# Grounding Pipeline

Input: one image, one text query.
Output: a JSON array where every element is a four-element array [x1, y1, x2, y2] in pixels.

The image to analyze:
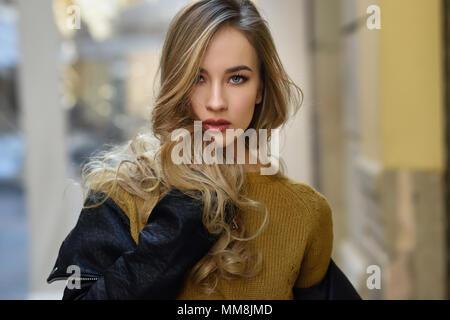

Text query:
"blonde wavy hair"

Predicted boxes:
[[81, 0, 303, 295]]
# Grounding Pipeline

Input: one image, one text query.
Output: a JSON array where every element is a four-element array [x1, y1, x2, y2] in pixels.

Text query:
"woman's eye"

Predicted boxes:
[[230, 75, 247, 84], [196, 75, 204, 83]]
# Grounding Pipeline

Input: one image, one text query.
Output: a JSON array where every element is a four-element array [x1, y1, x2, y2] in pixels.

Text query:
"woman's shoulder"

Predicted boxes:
[[246, 171, 332, 220], [250, 172, 329, 204], [268, 173, 333, 220], [284, 177, 329, 205], [81, 187, 158, 244]]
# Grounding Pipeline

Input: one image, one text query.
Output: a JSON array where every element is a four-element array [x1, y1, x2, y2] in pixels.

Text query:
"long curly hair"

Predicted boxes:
[[81, 0, 303, 295]]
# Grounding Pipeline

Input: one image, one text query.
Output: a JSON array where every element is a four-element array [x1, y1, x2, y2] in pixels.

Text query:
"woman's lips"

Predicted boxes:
[[202, 123, 231, 131]]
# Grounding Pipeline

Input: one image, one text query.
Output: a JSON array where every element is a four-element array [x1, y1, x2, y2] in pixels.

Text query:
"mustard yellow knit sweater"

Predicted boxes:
[[111, 171, 333, 299]]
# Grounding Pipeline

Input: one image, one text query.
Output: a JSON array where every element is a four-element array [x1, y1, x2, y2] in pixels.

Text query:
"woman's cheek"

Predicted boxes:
[[189, 97, 202, 119], [236, 93, 256, 115]]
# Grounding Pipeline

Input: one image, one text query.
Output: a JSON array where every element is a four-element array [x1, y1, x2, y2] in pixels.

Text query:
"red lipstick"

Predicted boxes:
[[202, 119, 231, 131]]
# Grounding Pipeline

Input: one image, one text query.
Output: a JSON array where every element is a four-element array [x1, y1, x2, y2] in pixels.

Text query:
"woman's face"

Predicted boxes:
[[189, 26, 262, 149]]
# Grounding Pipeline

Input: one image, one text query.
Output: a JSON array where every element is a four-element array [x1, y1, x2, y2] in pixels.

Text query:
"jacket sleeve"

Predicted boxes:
[[292, 258, 362, 300], [47, 188, 224, 300]]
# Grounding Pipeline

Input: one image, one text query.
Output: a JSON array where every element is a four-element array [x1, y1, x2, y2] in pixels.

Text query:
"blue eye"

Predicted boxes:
[[230, 74, 247, 84]]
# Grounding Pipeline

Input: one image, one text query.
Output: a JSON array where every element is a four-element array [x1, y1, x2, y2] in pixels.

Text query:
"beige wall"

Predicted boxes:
[[378, 0, 445, 171], [314, 0, 447, 299]]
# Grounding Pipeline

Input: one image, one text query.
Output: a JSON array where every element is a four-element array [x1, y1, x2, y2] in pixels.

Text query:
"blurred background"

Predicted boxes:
[[0, 0, 447, 299]]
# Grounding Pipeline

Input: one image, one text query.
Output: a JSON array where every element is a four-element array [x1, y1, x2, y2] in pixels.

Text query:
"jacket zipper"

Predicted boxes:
[[75, 277, 99, 281], [47, 274, 100, 283]]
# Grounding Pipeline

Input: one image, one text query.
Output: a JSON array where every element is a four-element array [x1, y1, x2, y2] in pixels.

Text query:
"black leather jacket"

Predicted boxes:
[[47, 188, 361, 300]]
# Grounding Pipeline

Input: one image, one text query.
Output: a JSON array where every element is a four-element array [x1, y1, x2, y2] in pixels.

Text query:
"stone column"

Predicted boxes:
[[17, 0, 69, 297]]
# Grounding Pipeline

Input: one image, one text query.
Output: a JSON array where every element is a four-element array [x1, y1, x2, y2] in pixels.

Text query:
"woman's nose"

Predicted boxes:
[[206, 82, 227, 112]]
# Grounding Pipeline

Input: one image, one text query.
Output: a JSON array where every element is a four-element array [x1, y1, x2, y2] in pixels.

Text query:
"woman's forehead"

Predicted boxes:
[[200, 27, 259, 72]]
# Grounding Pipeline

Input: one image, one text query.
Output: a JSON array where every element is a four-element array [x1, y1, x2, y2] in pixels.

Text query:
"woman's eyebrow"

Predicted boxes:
[[199, 65, 253, 74]]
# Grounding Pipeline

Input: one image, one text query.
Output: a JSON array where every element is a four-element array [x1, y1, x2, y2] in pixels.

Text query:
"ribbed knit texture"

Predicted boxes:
[[111, 171, 333, 299]]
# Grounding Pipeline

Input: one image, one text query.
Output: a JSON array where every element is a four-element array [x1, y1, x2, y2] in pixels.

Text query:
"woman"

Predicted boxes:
[[47, 0, 361, 300]]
